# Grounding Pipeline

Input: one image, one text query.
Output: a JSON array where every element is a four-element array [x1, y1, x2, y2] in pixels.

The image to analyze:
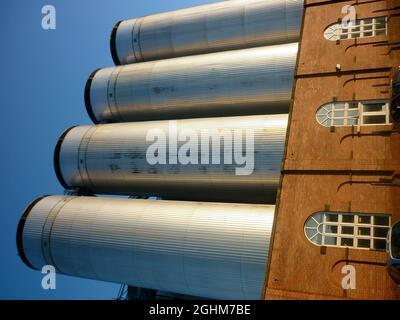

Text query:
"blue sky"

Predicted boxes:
[[0, 0, 212, 300]]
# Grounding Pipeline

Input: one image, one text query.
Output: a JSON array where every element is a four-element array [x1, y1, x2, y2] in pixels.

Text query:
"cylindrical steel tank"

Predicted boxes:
[[87, 43, 298, 123], [55, 114, 288, 203], [17, 195, 274, 300], [111, 0, 303, 65]]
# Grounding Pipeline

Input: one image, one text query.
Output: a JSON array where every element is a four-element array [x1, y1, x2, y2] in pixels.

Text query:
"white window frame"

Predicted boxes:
[[316, 100, 390, 127], [305, 212, 391, 251], [359, 101, 391, 125], [324, 16, 387, 41]]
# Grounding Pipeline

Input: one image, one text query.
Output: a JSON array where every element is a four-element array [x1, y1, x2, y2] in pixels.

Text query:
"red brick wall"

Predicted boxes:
[[264, 0, 400, 300]]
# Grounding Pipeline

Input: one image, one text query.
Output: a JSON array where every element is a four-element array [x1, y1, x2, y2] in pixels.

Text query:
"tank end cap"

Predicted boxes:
[[110, 20, 123, 66], [16, 196, 49, 271], [84, 68, 101, 124], [53, 126, 77, 190]]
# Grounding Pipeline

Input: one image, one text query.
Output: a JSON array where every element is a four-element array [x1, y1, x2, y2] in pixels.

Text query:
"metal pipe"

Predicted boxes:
[[55, 114, 288, 203], [17, 195, 274, 300], [87, 43, 298, 123], [111, 0, 303, 64]]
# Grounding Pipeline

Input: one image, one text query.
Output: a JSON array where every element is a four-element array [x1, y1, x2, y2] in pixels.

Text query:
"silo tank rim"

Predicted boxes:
[[53, 126, 77, 190], [16, 195, 49, 271], [84, 68, 101, 124], [110, 20, 122, 66]]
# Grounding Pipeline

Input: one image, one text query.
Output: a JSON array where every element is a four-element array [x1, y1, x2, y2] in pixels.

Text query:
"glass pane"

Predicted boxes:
[[351, 32, 360, 38], [342, 226, 354, 235], [312, 234, 322, 245], [363, 18, 373, 25], [363, 103, 384, 112], [358, 215, 371, 224], [317, 108, 328, 116], [321, 119, 330, 127], [325, 225, 338, 234], [358, 227, 371, 236], [305, 227, 318, 240], [317, 116, 328, 126], [342, 215, 354, 223], [348, 109, 359, 117], [333, 103, 345, 110], [375, 17, 386, 28], [363, 31, 373, 37], [334, 102, 346, 114], [364, 24, 373, 30], [341, 238, 354, 247], [374, 227, 389, 238], [305, 217, 318, 228], [333, 119, 344, 126], [313, 212, 323, 223], [363, 115, 386, 124], [375, 29, 386, 36], [347, 118, 358, 126], [324, 237, 337, 245], [326, 214, 338, 222], [334, 110, 344, 118], [373, 239, 386, 250], [357, 239, 371, 248], [348, 102, 358, 109], [374, 215, 390, 226]]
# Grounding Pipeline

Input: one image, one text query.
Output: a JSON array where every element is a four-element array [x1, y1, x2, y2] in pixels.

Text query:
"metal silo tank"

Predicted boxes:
[[17, 195, 275, 300], [111, 0, 303, 65], [54, 114, 288, 203], [87, 43, 298, 123]]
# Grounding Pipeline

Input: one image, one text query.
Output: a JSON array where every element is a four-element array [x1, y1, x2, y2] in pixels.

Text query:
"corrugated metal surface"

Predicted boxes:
[[113, 0, 303, 64], [20, 196, 275, 300], [89, 43, 298, 123], [57, 114, 288, 203]]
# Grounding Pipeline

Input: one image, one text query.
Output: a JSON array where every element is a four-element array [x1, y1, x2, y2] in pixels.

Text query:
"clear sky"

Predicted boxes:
[[0, 0, 213, 300]]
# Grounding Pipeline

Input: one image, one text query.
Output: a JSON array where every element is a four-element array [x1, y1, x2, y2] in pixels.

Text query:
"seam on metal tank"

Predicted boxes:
[[131, 19, 139, 62], [77, 126, 99, 192], [135, 17, 145, 62], [107, 67, 124, 122], [41, 196, 76, 274]]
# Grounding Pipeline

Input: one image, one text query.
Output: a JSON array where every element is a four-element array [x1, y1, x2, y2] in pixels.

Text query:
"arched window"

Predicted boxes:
[[305, 211, 390, 250], [316, 100, 390, 127], [324, 16, 387, 41]]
